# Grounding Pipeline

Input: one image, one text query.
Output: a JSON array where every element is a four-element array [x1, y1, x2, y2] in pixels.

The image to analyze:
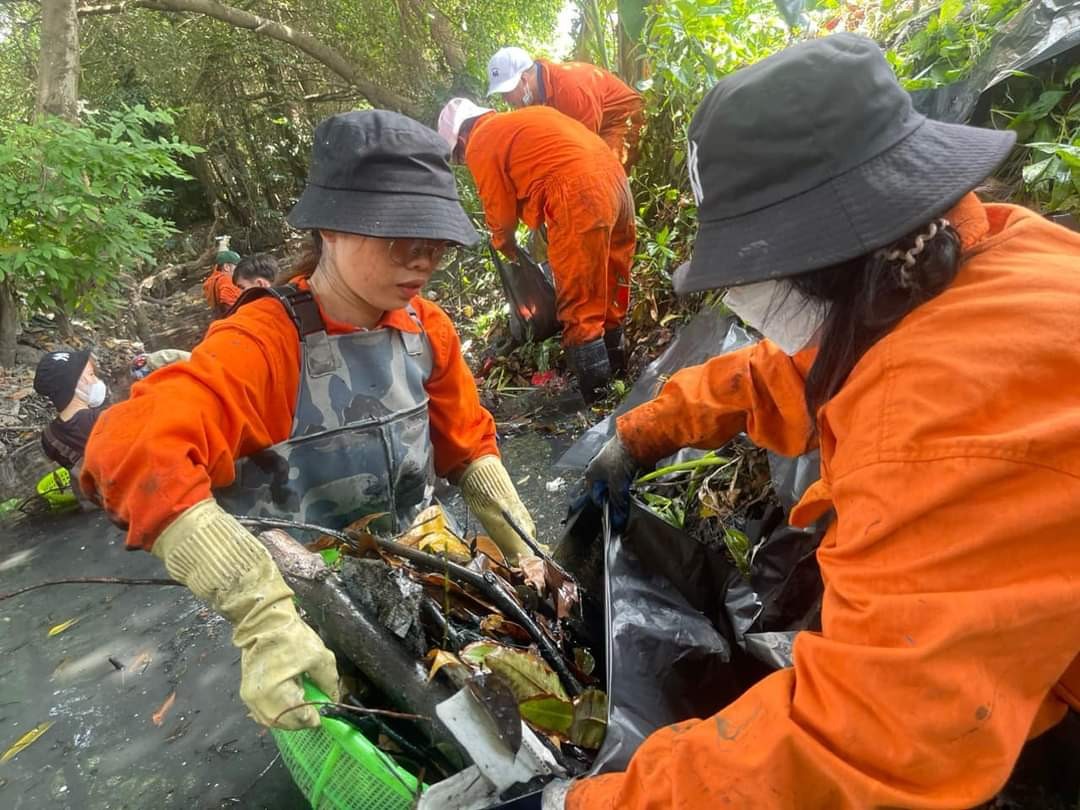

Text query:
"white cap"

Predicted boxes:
[[486, 47, 534, 96], [437, 98, 494, 151]]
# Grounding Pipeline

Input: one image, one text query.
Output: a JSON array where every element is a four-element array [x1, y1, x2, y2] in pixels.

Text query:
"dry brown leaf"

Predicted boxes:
[[480, 614, 533, 643], [348, 512, 390, 532], [151, 691, 176, 727], [10, 387, 33, 401], [519, 555, 547, 596], [425, 649, 465, 682], [416, 573, 502, 616], [129, 651, 153, 673], [399, 505, 447, 548], [473, 535, 508, 567], [418, 531, 472, 564]]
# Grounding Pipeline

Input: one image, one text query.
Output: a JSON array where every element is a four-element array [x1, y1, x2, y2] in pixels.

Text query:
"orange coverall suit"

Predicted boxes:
[[572, 194, 1080, 809], [79, 279, 499, 549], [536, 59, 645, 171], [202, 266, 242, 317], [465, 107, 636, 348]]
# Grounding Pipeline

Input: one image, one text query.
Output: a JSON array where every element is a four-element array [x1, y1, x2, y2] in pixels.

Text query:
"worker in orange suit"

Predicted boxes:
[[486, 46, 645, 171], [80, 111, 536, 733], [555, 34, 1080, 810], [202, 248, 242, 317], [438, 98, 636, 403]]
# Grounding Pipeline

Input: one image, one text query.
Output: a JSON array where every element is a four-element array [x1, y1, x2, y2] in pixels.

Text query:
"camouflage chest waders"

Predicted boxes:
[[216, 285, 436, 533]]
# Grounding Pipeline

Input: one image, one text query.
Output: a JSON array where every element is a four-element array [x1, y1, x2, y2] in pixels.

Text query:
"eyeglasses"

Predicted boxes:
[[387, 238, 454, 268]]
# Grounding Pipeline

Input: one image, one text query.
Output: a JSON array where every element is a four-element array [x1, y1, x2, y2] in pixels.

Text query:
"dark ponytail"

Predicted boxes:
[[279, 230, 323, 284], [789, 219, 962, 417]]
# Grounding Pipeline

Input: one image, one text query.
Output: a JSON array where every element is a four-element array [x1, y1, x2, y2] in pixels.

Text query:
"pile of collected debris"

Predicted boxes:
[[251, 504, 605, 804], [633, 439, 779, 577]]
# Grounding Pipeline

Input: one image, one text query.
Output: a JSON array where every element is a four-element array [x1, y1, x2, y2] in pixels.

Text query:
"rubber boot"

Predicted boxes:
[[567, 338, 612, 404], [604, 327, 627, 376]]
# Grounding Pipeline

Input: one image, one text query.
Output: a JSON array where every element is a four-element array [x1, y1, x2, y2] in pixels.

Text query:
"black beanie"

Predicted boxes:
[[34, 349, 91, 411]]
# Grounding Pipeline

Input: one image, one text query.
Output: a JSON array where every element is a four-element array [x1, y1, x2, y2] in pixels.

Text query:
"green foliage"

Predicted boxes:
[[626, 0, 788, 330], [880, 0, 1026, 90], [0, 105, 201, 316], [990, 63, 1080, 215]]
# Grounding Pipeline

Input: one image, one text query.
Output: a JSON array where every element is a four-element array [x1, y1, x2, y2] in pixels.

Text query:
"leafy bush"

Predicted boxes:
[[989, 63, 1080, 215], [628, 0, 789, 330], [880, 0, 1027, 90], [0, 105, 201, 317]]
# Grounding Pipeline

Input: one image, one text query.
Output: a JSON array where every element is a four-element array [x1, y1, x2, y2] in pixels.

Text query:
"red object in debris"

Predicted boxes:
[[531, 370, 557, 387]]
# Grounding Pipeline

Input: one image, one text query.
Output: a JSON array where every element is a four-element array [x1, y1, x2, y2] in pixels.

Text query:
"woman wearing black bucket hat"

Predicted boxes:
[[570, 33, 1080, 810], [80, 110, 537, 731]]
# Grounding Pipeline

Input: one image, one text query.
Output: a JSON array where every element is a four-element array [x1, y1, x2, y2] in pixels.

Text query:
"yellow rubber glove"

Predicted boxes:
[[458, 455, 536, 564], [153, 499, 340, 729]]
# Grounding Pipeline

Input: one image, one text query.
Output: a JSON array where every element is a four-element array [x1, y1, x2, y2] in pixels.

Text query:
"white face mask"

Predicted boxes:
[[722, 280, 827, 355], [77, 379, 108, 408]]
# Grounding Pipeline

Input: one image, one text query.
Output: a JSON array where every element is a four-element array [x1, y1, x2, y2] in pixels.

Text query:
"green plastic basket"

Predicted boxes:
[[35, 468, 78, 510], [272, 680, 423, 810]]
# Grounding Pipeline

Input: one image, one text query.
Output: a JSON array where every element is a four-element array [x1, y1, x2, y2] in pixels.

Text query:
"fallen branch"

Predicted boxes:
[[0, 576, 181, 602], [239, 515, 584, 698], [271, 700, 429, 727]]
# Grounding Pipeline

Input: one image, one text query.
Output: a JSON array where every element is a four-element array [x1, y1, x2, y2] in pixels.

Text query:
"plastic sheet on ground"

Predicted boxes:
[[909, 0, 1080, 123], [554, 305, 752, 471]]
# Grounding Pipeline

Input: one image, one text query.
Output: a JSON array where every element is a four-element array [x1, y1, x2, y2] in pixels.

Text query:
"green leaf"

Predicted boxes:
[[518, 694, 574, 735], [460, 640, 504, 666], [1022, 157, 1056, 185], [569, 688, 608, 749], [1024, 90, 1068, 122], [484, 647, 568, 702]]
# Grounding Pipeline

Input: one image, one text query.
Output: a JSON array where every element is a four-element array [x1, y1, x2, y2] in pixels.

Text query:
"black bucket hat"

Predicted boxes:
[[288, 110, 480, 246], [675, 32, 1015, 295]]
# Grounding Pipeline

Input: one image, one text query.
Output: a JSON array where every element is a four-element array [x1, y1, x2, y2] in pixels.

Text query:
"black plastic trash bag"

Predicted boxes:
[[580, 499, 742, 774], [491, 245, 559, 344]]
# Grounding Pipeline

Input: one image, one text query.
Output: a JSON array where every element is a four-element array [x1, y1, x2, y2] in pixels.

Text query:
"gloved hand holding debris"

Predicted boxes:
[[458, 454, 536, 563], [151, 498, 340, 729], [584, 431, 640, 528]]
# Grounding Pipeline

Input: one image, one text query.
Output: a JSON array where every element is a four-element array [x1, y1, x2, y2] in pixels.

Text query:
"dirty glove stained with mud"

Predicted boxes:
[[458, 455, 535, 565], [152, 499, 340, 730], [540, 778, 573, 809], [584, 431, 640, 528]]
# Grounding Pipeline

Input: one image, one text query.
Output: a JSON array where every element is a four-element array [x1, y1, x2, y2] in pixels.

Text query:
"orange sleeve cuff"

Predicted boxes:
[[616, 340, 815, 466]]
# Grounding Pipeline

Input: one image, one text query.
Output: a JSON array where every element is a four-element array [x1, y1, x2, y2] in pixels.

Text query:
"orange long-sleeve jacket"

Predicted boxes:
[[537, 59, 644, 167], [202, 267, 242, 315], [465, 106, 624, 256], [576, 195, 1080, 809], [81, 280, 498, 551]]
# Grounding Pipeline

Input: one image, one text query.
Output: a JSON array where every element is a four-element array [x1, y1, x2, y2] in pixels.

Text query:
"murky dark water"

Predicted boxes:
[[0, 401, 585, 809]]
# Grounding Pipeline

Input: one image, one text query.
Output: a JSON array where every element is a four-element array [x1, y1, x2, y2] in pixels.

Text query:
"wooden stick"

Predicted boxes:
[[0, 576, 181, 602], [270, 700, 429, 727]]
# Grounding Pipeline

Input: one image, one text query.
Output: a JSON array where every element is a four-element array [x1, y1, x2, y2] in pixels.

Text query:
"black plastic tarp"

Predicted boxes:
[[911, 0, 1080, 123]]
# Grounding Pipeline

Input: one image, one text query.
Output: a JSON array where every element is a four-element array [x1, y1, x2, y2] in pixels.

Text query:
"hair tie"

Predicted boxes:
[[877, 218, 950, 287]]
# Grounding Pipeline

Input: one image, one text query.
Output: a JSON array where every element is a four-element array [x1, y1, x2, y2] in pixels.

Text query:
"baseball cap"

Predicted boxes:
[[486, 47, 534, 96]]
